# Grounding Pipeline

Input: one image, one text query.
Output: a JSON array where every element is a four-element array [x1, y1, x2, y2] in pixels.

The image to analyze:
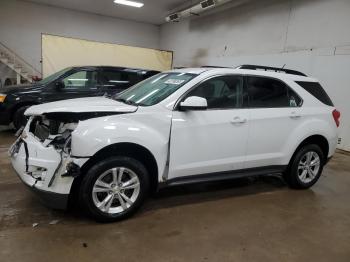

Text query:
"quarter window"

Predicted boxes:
[[296, 81, 333, 106], [186, 75, 244, 109], [246, 76, 301, 108]]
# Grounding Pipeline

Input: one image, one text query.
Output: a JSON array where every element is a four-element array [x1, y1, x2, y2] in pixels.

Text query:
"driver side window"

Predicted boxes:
[[62, 70, 97, 89], [186, 75, 244, 109]]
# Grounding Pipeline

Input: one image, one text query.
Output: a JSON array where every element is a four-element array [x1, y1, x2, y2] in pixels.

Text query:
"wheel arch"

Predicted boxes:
[[70, 142, 159, 199], [290, 135, 329, 166]]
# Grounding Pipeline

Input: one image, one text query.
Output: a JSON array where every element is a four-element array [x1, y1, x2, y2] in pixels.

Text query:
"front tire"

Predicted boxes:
[[284, 144, 324, 189], [79, 156, 150, 222]]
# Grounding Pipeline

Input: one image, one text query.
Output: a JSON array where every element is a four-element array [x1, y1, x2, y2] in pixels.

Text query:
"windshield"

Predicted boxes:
[[114, 72, 197, 106], [38, 67, 72, 85]]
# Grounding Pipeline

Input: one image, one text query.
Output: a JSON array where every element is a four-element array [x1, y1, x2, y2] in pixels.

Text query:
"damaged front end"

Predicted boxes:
[[10, 113, 93, 209], [9, 97, 138, 209]]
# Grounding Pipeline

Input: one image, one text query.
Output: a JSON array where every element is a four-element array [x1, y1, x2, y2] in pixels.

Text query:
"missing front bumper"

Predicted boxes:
[[16, 172, 69, 210], [10, 124, 90, 210]]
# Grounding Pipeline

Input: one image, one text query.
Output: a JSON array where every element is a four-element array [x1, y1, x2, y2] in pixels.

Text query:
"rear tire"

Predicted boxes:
[[79, 156, 149, 222], [13, 106, 30, 130], [283, 144, 324, 189]]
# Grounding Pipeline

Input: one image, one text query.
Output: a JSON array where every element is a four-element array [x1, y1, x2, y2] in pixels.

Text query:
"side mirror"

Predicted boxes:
[[55, 81, 64, 90], [180, 96, 208, 110]]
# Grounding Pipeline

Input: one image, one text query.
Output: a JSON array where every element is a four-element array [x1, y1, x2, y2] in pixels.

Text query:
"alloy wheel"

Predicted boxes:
[[297, 151, 321, 183], [92, 167, 140, 214]]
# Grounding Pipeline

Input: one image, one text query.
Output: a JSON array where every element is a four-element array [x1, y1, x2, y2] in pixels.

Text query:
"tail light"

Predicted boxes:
[[332, 109, 340, 127]]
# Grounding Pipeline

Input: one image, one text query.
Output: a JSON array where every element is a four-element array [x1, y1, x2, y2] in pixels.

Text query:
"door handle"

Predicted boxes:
[[290, 112, 301, 119], [231, 116, 247, 124]]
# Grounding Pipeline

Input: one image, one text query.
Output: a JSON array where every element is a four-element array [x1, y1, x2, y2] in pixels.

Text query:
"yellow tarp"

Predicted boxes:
[[42, 34, 173, 77]]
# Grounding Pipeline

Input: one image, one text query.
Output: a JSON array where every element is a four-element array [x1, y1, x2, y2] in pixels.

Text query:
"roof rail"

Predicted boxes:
[[237, 64, 307, 76]]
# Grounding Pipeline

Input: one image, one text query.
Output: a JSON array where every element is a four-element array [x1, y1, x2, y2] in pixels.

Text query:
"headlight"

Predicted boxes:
[[0, 94, 7, 103]]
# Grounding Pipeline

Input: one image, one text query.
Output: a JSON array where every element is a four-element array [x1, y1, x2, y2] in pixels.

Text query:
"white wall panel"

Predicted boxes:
[[160, 0, 350, 151], [0, 0, 160, 73]]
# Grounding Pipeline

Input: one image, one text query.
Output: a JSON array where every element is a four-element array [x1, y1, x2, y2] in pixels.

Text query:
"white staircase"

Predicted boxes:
[[0, 42, 41, 84]]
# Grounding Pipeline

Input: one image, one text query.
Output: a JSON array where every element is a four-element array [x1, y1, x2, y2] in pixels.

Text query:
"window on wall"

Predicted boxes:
[[246, 76, 301, 108], [186, 75, 244, 109], [62, 70, 97, 89]]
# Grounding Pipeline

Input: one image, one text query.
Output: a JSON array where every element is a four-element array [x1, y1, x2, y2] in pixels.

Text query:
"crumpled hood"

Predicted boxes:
[[25, 96, 137, 116]]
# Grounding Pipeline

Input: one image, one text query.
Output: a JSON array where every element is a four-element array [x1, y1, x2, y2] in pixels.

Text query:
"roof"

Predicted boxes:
[[166, 67, 317, 82]]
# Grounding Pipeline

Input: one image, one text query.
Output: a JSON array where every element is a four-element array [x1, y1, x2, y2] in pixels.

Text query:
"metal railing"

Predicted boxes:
[[0, 41, 42, 81]]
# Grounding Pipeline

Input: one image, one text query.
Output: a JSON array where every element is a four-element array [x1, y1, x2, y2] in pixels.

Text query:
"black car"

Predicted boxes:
[[0, 66, 159, 129]]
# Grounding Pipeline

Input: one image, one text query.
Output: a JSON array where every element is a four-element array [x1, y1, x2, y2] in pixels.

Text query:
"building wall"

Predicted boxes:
[[160, 0, 350, 151], [0, 0, 160, 73]]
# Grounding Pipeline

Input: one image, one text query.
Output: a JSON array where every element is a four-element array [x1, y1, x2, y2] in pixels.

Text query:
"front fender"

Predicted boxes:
[[71, 112, 172, 179]]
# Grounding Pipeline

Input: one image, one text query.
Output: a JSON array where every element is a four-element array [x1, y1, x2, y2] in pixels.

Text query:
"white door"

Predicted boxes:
[[168, 75, 250, 179], [244, 76, 303, 168]]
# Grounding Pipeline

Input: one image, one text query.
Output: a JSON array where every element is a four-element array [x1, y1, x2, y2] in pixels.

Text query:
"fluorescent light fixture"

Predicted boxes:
[[113, 0, 144, 8]]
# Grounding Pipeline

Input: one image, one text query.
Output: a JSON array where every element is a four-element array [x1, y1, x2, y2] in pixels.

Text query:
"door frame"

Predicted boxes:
[[166, 73, 250, 180]]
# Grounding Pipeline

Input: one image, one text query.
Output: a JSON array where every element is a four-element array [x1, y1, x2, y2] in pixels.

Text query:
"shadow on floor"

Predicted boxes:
[[38, 175, 289, 224], [142, 175, 287, 212]]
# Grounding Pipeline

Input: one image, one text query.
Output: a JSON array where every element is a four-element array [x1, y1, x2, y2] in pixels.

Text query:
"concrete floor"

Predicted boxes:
[[0, 129, 350, 262]]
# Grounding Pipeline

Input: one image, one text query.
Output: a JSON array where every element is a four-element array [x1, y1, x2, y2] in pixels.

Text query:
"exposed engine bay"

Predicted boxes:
[[28, 111, 124, 152], [29, 115, 77, 153], [10, 96, 141, 210], [23, 111, 126, 183]]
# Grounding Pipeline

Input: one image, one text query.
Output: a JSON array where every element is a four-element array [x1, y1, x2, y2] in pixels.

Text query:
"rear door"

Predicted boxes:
[[168, 75, 250, 179], [244, 75, 303, 168]]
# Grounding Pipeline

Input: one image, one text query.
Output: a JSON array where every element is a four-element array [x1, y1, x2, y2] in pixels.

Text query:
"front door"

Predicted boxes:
[[43, 69, 98, 102], [168, 75, 250, 179]]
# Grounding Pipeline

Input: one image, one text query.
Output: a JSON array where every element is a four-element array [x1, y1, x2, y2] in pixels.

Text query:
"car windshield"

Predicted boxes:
[[37, 67, 72, 85], [114, 72, 197, 106]]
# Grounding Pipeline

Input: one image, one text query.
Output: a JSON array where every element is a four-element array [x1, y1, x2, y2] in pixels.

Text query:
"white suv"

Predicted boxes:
[[10, 65, 340, 222]]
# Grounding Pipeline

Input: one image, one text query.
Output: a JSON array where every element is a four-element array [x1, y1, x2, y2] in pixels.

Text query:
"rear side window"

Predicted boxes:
[[296, 81, 333, 106], [246, 76, 302, 108]]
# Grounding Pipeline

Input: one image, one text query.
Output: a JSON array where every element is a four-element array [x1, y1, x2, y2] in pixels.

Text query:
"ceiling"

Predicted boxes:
[[25, 0, 193, 25]]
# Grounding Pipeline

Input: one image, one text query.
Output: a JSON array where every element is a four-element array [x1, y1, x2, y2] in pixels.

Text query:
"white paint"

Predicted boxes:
[[17, 67, 337, 186], [160, 0, 350, 151], [0, 0, 160, 73], [25, 96, 138, 116]]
